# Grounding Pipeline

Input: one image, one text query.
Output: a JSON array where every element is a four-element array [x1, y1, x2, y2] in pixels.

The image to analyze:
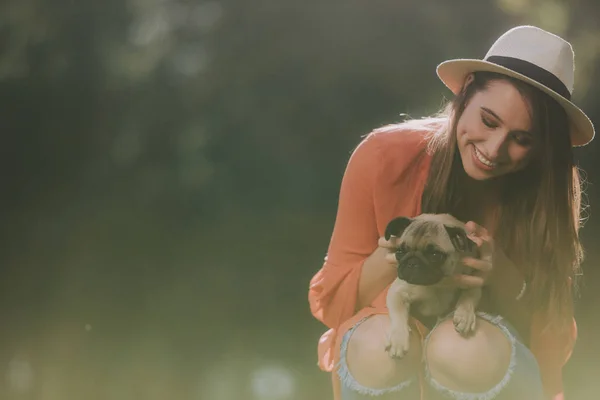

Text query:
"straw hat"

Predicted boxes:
[[437, 25, 595, 147]]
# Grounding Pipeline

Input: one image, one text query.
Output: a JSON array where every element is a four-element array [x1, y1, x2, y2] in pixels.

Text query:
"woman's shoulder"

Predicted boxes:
[[358, 117, 444, 169]]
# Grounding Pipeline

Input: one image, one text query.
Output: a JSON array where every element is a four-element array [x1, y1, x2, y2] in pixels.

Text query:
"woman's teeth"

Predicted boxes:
[[474, 146, 497, 168]]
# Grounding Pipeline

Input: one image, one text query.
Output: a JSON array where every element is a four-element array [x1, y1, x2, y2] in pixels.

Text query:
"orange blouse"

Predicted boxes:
[[308, 124, 577, 400]]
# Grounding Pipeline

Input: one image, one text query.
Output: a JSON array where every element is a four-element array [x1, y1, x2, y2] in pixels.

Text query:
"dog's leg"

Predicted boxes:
[[385, 279, 412, 359], [453, 287, 482, 336]]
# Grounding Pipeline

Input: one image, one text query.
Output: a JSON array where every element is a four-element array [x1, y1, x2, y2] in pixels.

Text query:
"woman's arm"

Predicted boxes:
[[309, 134, 385, 328], [461, 222, 534, 338], [356, 240, 398, 311], [486, 254, 533, 339], [489, 244, 578, 399]]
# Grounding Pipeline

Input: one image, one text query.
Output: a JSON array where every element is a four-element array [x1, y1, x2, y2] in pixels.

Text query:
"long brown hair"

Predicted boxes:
[[420, 71, 584, 332]]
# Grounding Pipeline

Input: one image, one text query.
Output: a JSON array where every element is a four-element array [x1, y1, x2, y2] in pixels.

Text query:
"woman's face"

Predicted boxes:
[[456, 79, 537, 181]]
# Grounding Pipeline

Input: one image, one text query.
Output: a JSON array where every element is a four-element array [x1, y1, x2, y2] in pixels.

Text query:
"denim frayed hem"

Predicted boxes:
[[423, 312, 517, 400], [336, 316, 416, 396]]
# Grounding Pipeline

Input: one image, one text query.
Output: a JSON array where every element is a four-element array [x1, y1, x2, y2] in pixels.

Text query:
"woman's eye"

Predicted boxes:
[[481, 116, 497, 129], [513, 132, 533, 147]]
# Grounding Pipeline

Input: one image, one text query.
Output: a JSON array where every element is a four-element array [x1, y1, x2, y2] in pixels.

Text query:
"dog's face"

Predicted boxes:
[[384, 214, 479, 286]]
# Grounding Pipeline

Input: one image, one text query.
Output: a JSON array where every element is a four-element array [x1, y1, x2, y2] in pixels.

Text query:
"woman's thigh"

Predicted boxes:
[[338, 315, 422, 400], [423, 312, 545, 400]]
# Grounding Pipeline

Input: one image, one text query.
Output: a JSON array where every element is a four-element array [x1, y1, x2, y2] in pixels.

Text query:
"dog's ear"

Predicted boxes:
[[444, 226, 477, 253], [385, 217, 413, 240]]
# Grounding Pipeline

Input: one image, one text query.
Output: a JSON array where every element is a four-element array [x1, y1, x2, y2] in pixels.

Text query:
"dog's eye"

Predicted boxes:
[[428, 251, 446, 263], [395, 246, 407, 260]]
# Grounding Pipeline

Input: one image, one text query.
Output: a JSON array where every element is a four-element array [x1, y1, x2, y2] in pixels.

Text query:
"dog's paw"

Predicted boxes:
[[453, 307, 477, 336], [385, 326, 411, 359]]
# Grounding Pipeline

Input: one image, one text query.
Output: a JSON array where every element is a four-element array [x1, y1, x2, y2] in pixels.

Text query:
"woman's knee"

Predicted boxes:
[[425, 316, 513, 393], [340, 315, 421, 390]]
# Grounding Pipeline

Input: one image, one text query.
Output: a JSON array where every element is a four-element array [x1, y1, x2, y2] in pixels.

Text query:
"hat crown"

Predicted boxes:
[[484, 25, 574, 94]]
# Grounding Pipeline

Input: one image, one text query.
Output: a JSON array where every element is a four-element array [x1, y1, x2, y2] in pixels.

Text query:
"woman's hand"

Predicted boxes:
[[453, 221, 496, 289], [380, 236, 401, 262], [458, 222, 532, 338]]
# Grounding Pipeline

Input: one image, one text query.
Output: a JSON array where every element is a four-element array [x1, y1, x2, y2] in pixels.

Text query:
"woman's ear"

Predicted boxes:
[[461, 73, 475, 93]]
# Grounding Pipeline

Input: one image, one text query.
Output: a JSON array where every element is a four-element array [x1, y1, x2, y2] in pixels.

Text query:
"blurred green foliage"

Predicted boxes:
[[0, 0, 599, 398]]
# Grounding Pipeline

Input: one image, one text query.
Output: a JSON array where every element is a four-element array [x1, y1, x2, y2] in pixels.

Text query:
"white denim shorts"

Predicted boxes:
[[337, 311, 545, 400]]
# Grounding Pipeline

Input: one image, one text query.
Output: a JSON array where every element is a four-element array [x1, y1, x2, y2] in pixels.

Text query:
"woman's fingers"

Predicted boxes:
[[465, 221, 488, 237], [385, 251, 398, 264], [458, 257, 492, 288], [462, 256, 492, 273], [465, 221, 494, 259], [453, 274, 485, 289], [467, 234, 483, 248], [380, 236, 401, 265], [465, 221, 493, 243], [378, 236, 397, 249]]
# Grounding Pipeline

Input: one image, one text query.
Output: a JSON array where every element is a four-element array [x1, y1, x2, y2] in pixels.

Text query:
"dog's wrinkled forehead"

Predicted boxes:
[[401, 220, 454, 252]]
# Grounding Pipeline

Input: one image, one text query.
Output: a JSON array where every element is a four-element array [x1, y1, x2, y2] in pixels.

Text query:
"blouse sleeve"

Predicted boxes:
[[308, 133, 381, 329]]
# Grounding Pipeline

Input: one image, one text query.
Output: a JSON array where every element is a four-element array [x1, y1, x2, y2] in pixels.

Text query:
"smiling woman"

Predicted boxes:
[[309, 25, 594, 400], [456, 76, 536, 179], [452, 72, 562, 187]]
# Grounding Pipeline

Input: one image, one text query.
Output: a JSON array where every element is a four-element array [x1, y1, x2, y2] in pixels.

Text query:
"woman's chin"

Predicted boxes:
[[462, 160, 494, 181]]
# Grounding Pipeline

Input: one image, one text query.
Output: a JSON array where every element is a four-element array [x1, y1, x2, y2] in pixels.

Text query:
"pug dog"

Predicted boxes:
[[384, 213, 482, 359]]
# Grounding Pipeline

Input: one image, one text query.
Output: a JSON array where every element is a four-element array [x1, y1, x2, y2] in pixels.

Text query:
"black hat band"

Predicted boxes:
[[486, 55, 571, 100]]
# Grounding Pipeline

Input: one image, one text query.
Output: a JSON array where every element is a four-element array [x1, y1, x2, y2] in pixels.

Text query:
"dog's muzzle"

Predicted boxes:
[[397, 256, 445, 286]]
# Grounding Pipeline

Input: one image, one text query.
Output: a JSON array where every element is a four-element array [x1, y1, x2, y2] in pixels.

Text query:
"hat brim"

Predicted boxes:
[[436, 59, 595, 147]]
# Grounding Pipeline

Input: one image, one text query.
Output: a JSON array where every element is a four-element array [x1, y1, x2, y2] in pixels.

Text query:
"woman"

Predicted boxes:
[[308, 25, 595, 400]]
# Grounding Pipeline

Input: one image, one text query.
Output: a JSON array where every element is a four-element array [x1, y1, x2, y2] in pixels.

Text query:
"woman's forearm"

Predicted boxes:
[[488, 258, 532, 338], [356, 246, 398, 311]]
